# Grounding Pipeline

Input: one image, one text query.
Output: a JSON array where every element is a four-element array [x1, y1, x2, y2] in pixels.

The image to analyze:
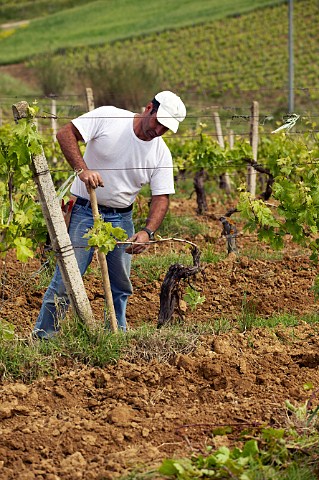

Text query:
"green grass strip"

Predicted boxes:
[[0, 0, 286, 64]]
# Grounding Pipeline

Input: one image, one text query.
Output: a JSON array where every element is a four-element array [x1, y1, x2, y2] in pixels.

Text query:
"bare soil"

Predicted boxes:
[[1, 196, 319, 479]]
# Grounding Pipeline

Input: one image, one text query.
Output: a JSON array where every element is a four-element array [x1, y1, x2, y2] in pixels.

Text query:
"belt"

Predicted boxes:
[[75, 196, 133, 213]]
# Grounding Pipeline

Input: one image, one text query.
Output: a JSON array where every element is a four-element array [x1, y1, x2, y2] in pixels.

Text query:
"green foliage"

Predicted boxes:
[[236, 130, 319, 262], [0, 0, 287, 63], [183, 285, 206, 311], [83, 216, 127, 254], [78, 51, 163, 110], [0, 320, 15, 340], [166, 124, 252, 176], [237, 190, 283, 250], [0, 116, 47, 261], [28, 53, 69, 95], [158, 417, 319, 479]]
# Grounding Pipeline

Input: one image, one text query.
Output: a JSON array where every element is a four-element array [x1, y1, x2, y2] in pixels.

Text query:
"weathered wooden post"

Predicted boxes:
[[12, 100, 96, 329], [247, 101, 259, 197], [86, 87, 95, 112], [50, 95, 58, 164], [212, 108, 231, 194]]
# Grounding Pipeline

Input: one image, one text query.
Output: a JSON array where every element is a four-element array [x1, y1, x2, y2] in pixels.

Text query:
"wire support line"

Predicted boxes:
[[36, 131, 319, 144], [0, 257, 52, 313], [30, 112, 319, 121], [1, 99, 319, 113], [1, 106, 319, 122], [33, 169, 52, 177], [41, 158, 319, 175]]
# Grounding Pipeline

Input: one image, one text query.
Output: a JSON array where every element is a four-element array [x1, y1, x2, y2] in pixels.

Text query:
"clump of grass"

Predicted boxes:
[[159, 211, 209, 238], [213, 317, 233, 334], [239, 245, 284, 261], [0, 336, 55, 383], [42, 317, 128, 367], [122, 323, 214, 364], [0, 317, 128, 382], [201, 244, 226, 263], [2, 307, 318, 384], [132, 251, 194, 282], [0, 317, 217, 382], [235, 295, 319, 333], [132, 244, 223, 283]]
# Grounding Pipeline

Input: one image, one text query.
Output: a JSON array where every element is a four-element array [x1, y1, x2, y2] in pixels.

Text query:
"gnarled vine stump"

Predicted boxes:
[[157, 245, 202, 328]]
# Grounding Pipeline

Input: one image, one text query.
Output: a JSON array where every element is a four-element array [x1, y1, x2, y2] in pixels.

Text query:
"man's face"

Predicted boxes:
[[139, 104, 169, 141]]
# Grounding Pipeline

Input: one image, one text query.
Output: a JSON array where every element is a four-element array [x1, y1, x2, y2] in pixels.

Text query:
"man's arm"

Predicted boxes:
[[56, 122, 104, 189], [126, 194, 170, 254]]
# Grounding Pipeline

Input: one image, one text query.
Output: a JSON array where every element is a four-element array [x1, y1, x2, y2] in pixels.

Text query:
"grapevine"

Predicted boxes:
[[0, 111, 47, 261]]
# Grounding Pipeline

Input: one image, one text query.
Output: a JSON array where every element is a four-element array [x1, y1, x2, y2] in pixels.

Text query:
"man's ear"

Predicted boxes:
[[144, 102, 153, 114]]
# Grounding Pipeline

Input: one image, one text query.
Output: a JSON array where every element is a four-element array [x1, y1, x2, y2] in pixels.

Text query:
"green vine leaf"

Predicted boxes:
[[183, 286, 205, 311], [14, 236, 34, 262], [83, 217, 128, 254]]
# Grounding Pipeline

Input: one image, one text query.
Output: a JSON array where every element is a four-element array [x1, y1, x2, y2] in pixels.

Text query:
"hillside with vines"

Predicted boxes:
[[0, 0, 318, 119], [70, 0, 316, 112]]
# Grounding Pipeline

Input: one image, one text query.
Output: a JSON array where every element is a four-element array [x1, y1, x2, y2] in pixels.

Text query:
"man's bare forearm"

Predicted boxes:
[[56, 123, 87, 171], [56, 123, 104, 189], [145, 194, 170, 232], [125, 194, 170, 254]]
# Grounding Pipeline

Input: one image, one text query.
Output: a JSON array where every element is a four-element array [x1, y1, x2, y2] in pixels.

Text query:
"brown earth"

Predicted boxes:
[[1, 196, 319, 479]]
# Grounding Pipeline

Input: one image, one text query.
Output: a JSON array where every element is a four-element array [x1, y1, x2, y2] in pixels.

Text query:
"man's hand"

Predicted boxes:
[[78, 169, 104, 191], [125, 230, 152, 254], [56, 123, 104, 191]]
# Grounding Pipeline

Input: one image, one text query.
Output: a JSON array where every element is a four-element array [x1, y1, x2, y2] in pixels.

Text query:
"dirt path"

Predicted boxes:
[[0, 20, 29, 30]]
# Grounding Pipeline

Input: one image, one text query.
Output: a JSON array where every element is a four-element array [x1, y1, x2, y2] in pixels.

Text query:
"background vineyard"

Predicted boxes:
[[0, 0, 318, 128], [0, 0, 287, 63]]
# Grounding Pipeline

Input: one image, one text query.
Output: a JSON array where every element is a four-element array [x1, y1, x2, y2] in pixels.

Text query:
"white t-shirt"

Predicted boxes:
[[70, 106, 175, 208]]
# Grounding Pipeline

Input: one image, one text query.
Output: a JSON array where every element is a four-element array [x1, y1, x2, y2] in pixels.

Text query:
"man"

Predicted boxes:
[[33, 90, 186, 337]]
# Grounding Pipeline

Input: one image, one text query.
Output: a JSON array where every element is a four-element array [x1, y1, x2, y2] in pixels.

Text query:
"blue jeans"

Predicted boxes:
[[33, 200, 134, 338]]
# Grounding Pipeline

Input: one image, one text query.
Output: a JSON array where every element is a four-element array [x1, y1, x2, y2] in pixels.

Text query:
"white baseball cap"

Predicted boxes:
[[154, 91, 186, 133]]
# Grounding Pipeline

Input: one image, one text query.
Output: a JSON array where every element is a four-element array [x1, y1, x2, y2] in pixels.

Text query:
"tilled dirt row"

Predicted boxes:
[[1, 197, 319, 478], [1, 325, 319, 479]]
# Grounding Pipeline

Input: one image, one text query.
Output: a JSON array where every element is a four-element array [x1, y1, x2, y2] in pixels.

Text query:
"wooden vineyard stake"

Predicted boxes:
[[212, 108, 231, 194], [50, 96, 58, 164], [85, 87, 95, 112], [12, 101, 96, 330], [88, 187, 118, 332], [247, 101, 259, 196]]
